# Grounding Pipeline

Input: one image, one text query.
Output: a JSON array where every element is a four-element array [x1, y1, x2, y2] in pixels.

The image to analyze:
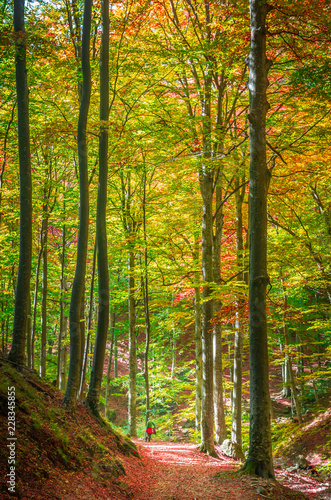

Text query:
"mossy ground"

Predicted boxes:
[[0, 359, 139, 499]]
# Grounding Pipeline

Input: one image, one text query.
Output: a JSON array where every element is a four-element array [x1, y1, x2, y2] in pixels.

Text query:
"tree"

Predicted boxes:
[[63, 0, 92, 409], [240, 0, 274, 478], [86, 0, 110, 415], [8, 0, 32, 366]]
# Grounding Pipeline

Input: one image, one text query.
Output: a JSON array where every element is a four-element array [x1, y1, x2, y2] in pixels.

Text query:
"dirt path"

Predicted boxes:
[[126, 440, 330, 500]]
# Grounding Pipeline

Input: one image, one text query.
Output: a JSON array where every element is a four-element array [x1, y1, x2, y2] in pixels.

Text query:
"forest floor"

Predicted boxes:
[[124, 440, 331, 500], [1, 360, 331, 500]]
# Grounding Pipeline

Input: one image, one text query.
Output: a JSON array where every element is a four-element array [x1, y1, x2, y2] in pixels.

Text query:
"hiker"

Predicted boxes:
[[144, 419, 156, 442]]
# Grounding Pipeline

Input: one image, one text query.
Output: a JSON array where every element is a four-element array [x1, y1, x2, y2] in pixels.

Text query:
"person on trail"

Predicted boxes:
[[145, 419, 156, 442]]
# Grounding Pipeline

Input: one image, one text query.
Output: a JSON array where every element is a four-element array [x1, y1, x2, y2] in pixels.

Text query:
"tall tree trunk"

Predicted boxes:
[[57, 215, 68, 391], [171, 322, 176, 378], [104, 311, 116, 419], [26, 291, 32, 368], [280, 285, 302, 424], [213, 183, 227, 445], [31, 229, 44, 370], [128, 249, 137, 435], [193, 249, 202, 432], [231, 177, 246, 448], [143, 275, 151, 424], [86, 0, 110, 413], [79, 239, 96, 399], [200, 168, 217, 456], [114, 332, 118, 378], [198, 5, 216, 452], [142, 171, 150, 425], [63, 0, 92, 409], [8, 0, 33, 366], [241, 0, 274, 478], [279, 338, 291, 398], [40, 214, 48, 378]]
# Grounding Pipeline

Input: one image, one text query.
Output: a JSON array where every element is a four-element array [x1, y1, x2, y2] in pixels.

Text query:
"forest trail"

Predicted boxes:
[[128, 441, 243, 500], [126, 440, 330, 500]]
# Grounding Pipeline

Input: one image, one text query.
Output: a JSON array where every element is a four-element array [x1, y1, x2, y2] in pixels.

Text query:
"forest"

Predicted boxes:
[[1, 0, 331, 498]]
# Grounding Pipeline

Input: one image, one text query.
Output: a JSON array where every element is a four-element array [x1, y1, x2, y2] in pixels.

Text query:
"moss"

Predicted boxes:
[[237, 458, 275, 479]]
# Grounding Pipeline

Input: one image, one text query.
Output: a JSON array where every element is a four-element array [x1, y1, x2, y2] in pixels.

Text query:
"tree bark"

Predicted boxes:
[[193, 250, 202, 432], [8, 0, 33, 366], [280, 284, 302, 424], [200, 168, 217, 456], [128, 249, 137, 435], [79, 239, 96, 399], [231, 177, 246, 448], [40, 213, 48, 378], [241, 0, 274, 478], [86, 0, 110, 414], [213, 183, 227, 445], [104, 311, 116, 418], [142, 172, 150, 426], [63, 0, 92, 409], [57, 212, 68, 391]]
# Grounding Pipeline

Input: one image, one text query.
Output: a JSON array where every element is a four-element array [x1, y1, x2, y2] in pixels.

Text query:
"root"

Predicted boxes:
[[199, 443, 219, 459], [237, 459, 275, 479]]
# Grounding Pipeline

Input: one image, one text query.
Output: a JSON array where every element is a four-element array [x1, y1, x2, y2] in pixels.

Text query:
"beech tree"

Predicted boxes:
[[8, 0, 32, 367], [241, 0, 274, 478], [63, 0, 92, 409], [86, 0, 109, 415]]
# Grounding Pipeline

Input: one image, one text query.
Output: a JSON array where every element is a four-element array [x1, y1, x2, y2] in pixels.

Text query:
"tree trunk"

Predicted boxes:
[[193, 253, 202, 432], [57, 217, 68, 391], [279, 339, 291, 398], [79, 239, 96, 399], [114, 333, 118, 378], [281, 293, 302, 424], [128, 250, 137, 436], [63, 0, 92, 409], [26, 291, 32, 368], [241, 0, 274, 478], [213, 183, 227, 445], [31, 231, 44, 371], [40, 214, 48, 378], [231, 177, 246, 448], [143, 276, 151, 424], [86, 0, 110, 412], [200, 169, 217, 457], [171, 323, 176, 378], [104, 311, 116, 418], [8, 0, 33, 366]]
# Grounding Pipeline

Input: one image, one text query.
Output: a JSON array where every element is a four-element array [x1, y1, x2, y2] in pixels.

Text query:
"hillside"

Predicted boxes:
[[0, 359, 139, 500]]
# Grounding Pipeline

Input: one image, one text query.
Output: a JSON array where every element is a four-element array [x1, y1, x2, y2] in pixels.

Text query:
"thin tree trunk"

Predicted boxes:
[[128, 249, 137, 435], [8, 0, 33, 366], [200, 167, 217, 456], [143, 275, 151, 424], [57, 216, 68, 391], [241, 0, 274, 478], [213, 182, 227, 445], [26, 291, 31, 368], [279, 338, 291, 398], [171, 323, 176, 378], [63, 0, 92, 409], [231, 178, 246, 448], [79, 239, 96, 399], [31, 230, 44, 371], [40, 214, 48, 378], [114, 333, 118, 378], [281, 290, 302, 424], [104, 311, 116, 419], [194, 257, 202, 432]]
